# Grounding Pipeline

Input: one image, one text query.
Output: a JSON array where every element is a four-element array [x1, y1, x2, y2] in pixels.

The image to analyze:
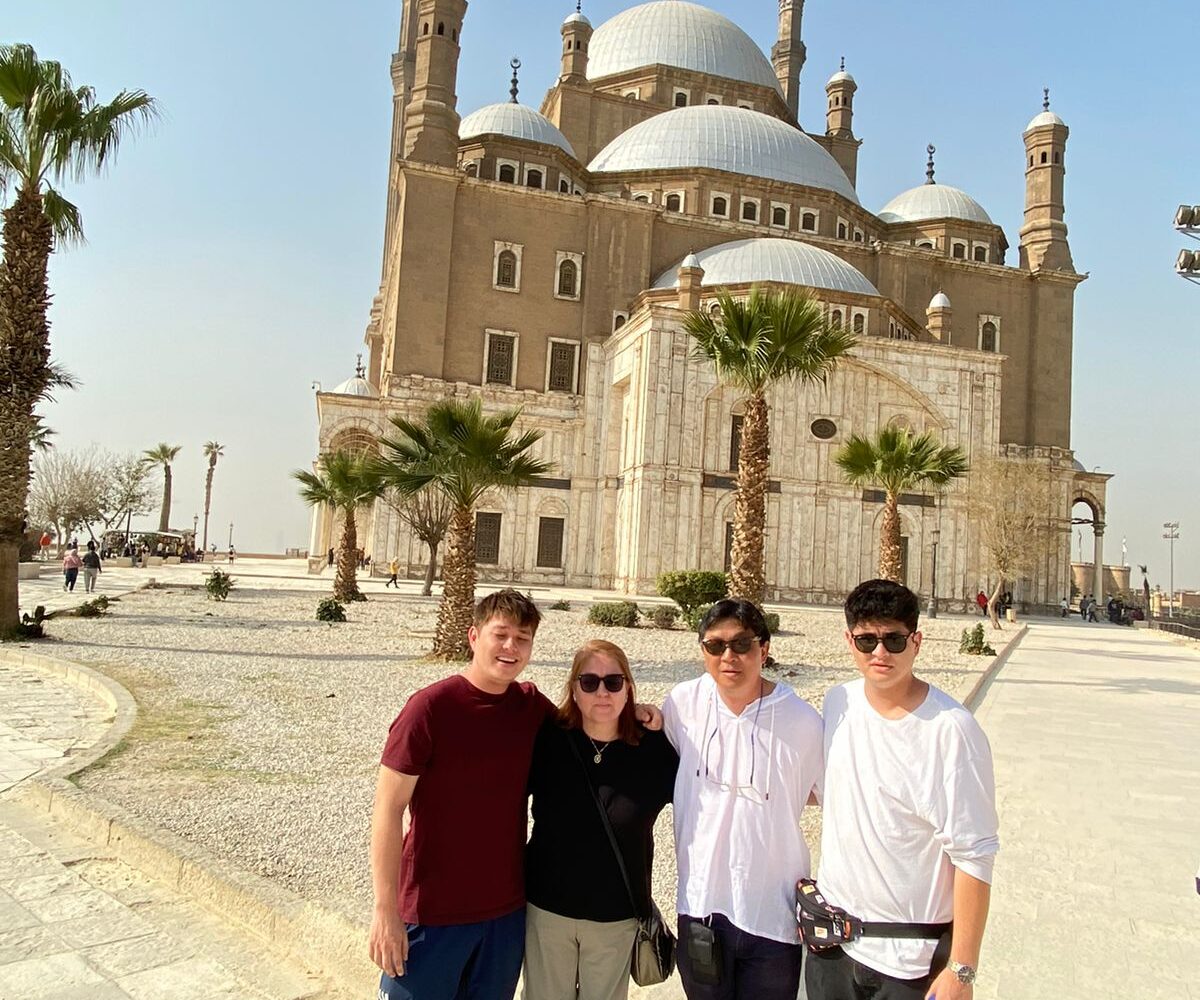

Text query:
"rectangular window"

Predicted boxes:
[[536, 517, 565, 569], [476, 512, 502, 565], [548, 341, 578, 392], [486, 334, 515, 385], [729, 415, 744, 472]]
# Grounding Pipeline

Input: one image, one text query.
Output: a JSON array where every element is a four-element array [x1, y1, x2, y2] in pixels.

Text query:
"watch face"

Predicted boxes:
[[952, 963, 977, 984]]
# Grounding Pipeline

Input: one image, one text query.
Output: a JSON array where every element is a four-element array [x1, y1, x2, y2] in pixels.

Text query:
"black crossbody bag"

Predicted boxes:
[[567, 736, 676, 986]]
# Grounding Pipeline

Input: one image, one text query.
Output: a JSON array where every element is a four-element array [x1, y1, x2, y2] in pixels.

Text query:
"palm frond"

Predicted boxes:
[[835, 426, 969, 495]]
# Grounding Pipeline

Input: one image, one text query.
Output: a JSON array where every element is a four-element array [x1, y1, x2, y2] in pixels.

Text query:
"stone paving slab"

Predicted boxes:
[[973, 620, 1200, 1000]]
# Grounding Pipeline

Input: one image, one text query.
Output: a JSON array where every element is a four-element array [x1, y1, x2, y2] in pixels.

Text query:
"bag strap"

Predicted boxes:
[[567, 733, 642, 920], [860, 921, 952, 939]]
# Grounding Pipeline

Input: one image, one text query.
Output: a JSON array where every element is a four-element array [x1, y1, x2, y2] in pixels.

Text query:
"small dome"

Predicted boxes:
[[680, 251, 702, 269], [331, 375, 378, 398], [928, 291, 952, 310], [589, 106, 859, 204], [1025, 110, 1065, 132], [653, 238, 879, 296], [588, 1, 781, 93], [459, 103, 577, 158], [827, 70, 856, 86], [562, 10, 591, 28], [878, 184, 993, 225]]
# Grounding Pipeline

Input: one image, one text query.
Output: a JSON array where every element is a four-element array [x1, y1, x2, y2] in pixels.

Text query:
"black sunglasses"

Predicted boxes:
[[577, 673, 626, 694], [700, 636, 761, 656], [851, 632, 912, 654]]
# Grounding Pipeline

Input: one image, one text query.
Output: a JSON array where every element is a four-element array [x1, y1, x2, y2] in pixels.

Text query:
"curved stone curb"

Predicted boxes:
[[2, 646, 376, 996], [963, 623, 1028, 713]]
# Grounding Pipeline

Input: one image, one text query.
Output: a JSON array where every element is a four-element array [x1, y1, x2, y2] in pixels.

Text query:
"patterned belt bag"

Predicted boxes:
[[795, 879, 952, 954]]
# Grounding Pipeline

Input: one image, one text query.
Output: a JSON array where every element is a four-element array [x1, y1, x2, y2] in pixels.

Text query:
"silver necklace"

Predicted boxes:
[[587, 735, 611, 764]]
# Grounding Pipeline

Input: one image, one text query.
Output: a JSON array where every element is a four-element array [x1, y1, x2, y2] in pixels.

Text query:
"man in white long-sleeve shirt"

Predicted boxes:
[[807, 579, 999, 1000], [664, 599, 824, 1000]]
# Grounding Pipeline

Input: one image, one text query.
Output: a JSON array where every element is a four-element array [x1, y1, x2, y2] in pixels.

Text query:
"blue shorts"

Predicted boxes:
[[378, 907, 525, 1000]]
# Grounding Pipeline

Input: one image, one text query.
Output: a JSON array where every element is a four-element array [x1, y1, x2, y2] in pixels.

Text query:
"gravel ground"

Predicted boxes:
[[37, 586, 1017, 925]]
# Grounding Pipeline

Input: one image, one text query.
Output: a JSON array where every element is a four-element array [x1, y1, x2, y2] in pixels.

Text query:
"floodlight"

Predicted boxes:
[[1177, 204, 1195, 227], [1177, 249, 1200, 273]]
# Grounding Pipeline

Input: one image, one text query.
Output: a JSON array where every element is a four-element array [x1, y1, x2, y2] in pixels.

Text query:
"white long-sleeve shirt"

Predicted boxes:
[[664, 674, 823, 944], [819, 678, 1000, 979]]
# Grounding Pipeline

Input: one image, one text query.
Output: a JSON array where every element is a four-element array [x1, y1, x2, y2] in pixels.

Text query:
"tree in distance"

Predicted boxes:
[[202, 441, 224, 552], [0, 43, 156, 633], [379, 486, 452, 596], [685, 286, 855, 602], [293, 450, 385, 604], [377, 399, 551, 660], [142, 443, 181, 533], [835, 426, 969, 584]]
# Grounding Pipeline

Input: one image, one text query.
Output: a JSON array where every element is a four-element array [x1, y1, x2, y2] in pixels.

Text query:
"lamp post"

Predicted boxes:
[[927, 525, 941, 619], [1163, 521, 1179, 617], [228, 521, 234, 548]]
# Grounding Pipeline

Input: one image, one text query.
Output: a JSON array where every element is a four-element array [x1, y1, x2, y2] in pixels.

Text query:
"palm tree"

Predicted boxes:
[[685, 286, 856, 602], [201, 441, 224, 552], [143, 443, 181, 532], [293, 450, 385, 603], [835, 426, 969, 583], [377, 399, 551, 660], [0, 43, 156, 631]]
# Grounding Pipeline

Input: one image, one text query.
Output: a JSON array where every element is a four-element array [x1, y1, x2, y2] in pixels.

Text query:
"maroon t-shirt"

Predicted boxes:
[[380, 674, 554, 925]]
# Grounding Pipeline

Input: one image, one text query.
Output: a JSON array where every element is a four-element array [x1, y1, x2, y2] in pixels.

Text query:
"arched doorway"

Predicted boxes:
[[1070, 495, 1105, 607]]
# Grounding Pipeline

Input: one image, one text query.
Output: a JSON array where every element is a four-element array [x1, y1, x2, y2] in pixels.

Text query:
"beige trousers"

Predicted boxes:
[[522, 902, 638, 1000]]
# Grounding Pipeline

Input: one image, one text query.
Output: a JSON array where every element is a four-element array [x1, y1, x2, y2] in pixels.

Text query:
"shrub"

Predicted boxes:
[[764, 612, 780, 635], [205, 568, 234, 602], [587, 601, 640, 628], [959, 623, 996, 656], [656, 571, 728, 614], [645, 605, 680, 630], [549, 599, 572, 611], [316, 598, 346, 623], [684, 603, 714, 633]]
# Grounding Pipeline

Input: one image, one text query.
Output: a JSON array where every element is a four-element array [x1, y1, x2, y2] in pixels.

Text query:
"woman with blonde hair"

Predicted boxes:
[[524, 639, 678, 1000]]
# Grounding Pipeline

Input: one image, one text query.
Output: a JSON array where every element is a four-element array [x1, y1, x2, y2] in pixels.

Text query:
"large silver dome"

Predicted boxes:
[[587, 1, 781, 93], [459, 103, 577, 158], [877, 184, 993, 226], [588, 106, 859, 204], [653, 238, 879, 296]]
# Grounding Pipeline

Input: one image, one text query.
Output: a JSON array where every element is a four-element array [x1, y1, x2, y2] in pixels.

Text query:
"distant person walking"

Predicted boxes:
[[975, 590, 988, 616], [228, 545, 236, 564], [1060, 597, 1069, 618], [62, 545, 82, 593], [386, 557, 400, 588], [327, 547, 335, 568], [81, 541, 102, 594]]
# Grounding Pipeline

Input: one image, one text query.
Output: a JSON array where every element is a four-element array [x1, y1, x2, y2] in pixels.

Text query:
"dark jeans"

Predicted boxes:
[[378, 907, 525, 1000], [805, 946, 935, 1000], [63, 568, 78, 591], [677, 913, 802, 1000]]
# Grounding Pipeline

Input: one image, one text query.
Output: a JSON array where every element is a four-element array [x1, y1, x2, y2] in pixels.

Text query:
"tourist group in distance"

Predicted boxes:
[[368, 581, 998, 1000]]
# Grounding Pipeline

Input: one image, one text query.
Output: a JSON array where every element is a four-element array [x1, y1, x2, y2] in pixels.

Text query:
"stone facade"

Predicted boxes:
[[309, 0, 1112, 612]]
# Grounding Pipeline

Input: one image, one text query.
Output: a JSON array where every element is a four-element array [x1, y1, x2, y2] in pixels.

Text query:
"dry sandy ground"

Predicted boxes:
[[36, 586, 1016, 924]]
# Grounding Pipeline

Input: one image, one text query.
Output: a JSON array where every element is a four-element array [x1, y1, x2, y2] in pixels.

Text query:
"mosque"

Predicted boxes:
[[308, 0, 1112, 611]]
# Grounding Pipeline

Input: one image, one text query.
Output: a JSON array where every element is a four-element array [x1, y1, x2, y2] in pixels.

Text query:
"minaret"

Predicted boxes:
[[825, 58, 856, 138], [1018, 89, 1074, 271], [403, 0, 468, 168], [926, 291, 952, 344], [772, 0, 806, 120], [560, 3, 593, 84], [383, 1, 420, 268]]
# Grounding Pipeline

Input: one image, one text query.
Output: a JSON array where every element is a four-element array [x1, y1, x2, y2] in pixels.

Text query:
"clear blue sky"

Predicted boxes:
[[7, 1, 1198, 590]]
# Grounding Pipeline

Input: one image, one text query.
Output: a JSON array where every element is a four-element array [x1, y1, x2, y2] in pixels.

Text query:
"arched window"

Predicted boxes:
[[613, 313, 627, 331], [706, 98, 719, 105], [526, 169, 543, 189], [981, 322, 997, 352], [709, 303, 721, 316], [559, 178, 570, 193], [831, 309, 843, 328], [853, 313, 865, 334], [1040, 151, 1048, 164], [801, 212, 817, 231], [498, 163, 516, 184], [712, 196, 728, 217], [674, 92, 688, 108], [742, 201, 758, 222], [557, 259, 578, 297], [1053, 151, 1061, 164], [496, 250, 517, 288], [772, 206, 787, 227], [952, 242, 966, 259], [1029, 154, 1034, 167], [437, 22, 444, 35], [633, 193, 651, 204], [973, 245, 988, 262], [917, 240, 934, 250], [665, 193, 682, 212], [853, 230, 864, 243], [464, 161, 478, 177], [422, 22, 429, 34], [837, 222, 847, 239]]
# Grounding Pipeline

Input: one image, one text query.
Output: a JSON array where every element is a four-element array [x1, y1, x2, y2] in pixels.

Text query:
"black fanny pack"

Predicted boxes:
[[795, 879, 952, 966]]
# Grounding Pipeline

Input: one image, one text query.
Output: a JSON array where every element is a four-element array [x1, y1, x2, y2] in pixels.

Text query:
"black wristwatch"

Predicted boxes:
[[948, 961, 977, 985]]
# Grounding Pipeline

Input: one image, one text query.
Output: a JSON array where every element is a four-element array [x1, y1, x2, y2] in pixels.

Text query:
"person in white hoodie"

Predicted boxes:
[[663, 599, 823, 1000], [806, 579, 999, 1000]]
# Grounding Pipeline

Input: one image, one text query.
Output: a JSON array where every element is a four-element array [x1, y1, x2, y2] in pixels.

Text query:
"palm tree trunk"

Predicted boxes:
[[729, 393, 769, 603], [158, 466, 172, 532], [335, 509, 362, 602], [0, 186, 54, 632], [422, 541, 439, 597], [202, 463, 215, 551], [879, 491, 903, 582], [433, 505, 476, 660], [987, 580, 1004, 630]]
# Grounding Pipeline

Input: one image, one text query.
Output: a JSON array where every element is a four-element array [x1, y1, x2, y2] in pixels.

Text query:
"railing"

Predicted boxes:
[[1150, 617, 1200, 641]]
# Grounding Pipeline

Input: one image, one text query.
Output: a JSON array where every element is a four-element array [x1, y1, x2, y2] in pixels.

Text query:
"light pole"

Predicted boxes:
[[927, 525, 941, 619], [228, 521, 234, 548], [1162, 522, 1179, 617]]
